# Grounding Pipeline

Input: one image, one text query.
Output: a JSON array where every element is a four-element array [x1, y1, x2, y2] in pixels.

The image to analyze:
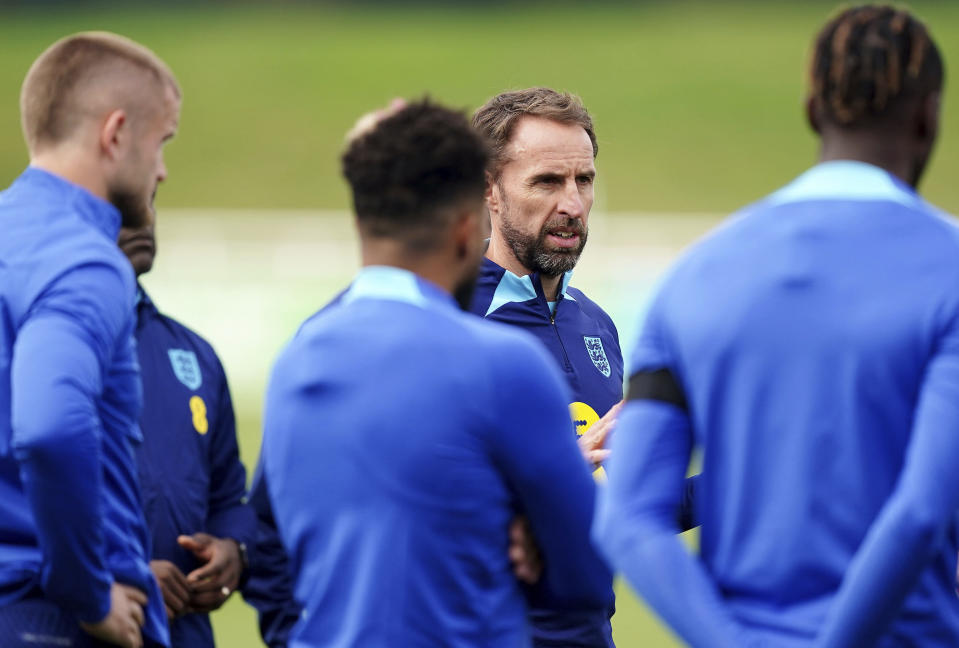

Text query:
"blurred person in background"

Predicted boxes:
[[118, 216, 255, 647], [260, 99, 612, 647], [0, 32, 179, 648], [595, 6, 959, 647], [241, 465, 299, 647], [470, 87, 698, 648]]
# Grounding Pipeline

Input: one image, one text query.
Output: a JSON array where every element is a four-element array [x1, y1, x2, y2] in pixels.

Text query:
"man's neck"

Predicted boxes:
[[819, 130, 917, 189], [360, 239, 456, 297], [485, 236, 562, 301], [30, 145, 108, 201]]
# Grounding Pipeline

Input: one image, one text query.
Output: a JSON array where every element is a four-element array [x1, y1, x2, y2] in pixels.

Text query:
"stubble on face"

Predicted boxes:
[[109, 182, 153, 229], [109, 86, 179, 229], [489, 116, 595, 279], [498, 186, 588, 277]]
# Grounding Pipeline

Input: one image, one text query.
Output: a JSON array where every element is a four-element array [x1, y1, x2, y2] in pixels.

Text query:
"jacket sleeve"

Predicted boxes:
[[816, 311, 959, 646], [592, 300, 749, 647], [487, 337, 613, 610], [205, 361, 256, 554], [240, 462, 301, 648], [10, 262, 130, 623]]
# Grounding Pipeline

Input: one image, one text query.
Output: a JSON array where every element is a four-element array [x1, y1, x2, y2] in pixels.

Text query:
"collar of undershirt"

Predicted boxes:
[[342, 265, 457, 310], [767, 160, 921, 207], [481, 257, 575, 317]]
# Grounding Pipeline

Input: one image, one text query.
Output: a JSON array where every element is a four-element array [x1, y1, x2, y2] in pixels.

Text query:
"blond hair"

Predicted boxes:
[[20, 31, 180, 153]]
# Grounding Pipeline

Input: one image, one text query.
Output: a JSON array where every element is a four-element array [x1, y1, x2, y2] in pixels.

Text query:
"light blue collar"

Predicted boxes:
[[558, 271, 573, 297], [342, 265, 433, 308], [767, 160, 918, 208], [485, 263, 575, 317]]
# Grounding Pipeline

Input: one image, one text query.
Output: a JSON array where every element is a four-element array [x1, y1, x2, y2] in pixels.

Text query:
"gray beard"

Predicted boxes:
[[498, 212, 587, 277]]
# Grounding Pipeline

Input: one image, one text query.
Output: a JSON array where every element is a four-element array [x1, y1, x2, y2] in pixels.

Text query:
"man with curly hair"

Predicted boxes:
[[260, 100, 612, 647]]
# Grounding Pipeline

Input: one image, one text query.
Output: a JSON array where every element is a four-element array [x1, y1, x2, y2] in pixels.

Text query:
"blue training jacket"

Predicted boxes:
[[263, 266, 613, 648], [595, 161, 959, 647], [242, 259, 698, 647], [0, 168, 168, 646], [135, 288, 255, 647]]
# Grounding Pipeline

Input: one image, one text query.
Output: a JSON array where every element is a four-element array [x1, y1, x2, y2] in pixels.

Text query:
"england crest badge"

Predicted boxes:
[[583, 336, 611, 378], [168, 349, 202, 390]]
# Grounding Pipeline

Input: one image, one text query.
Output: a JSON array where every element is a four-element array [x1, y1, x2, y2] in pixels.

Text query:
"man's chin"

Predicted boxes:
[[535, 250, 582, 276], [130, 253, 154, 277]]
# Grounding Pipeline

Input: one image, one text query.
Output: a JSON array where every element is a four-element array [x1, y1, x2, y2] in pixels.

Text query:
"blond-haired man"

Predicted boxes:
[[0, 32, 179, 648]]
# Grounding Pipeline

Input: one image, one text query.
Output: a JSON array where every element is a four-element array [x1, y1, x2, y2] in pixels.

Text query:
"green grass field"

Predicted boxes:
[[1, 1, 959, 213], [3, 1, 959, 645]]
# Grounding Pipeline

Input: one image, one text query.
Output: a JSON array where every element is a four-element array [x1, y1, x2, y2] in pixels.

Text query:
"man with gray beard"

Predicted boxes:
[[469, 87, 696, 648], [469, 87, 621, 648], [469, 88, 622, 466]]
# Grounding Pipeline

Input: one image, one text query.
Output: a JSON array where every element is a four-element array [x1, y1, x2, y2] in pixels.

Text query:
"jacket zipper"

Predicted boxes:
[[550, 304, 573, 372]]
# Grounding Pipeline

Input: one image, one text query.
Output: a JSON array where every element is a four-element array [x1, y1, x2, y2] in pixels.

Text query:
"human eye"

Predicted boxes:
[[532, 174, 562, 187]]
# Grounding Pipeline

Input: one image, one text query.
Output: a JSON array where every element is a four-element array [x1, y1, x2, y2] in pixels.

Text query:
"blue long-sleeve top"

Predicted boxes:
[[241, 290, 352, 648], [242, 259, 700, 647], [242, 463, 300, 648], [134, 288, 255, 647], [263, 266, 613, 647], [594, 161, 959, 647], [0, 167, 168, 645]]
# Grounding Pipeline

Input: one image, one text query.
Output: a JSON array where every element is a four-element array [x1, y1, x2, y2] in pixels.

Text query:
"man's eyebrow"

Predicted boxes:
[[529, 171, 565, 183]]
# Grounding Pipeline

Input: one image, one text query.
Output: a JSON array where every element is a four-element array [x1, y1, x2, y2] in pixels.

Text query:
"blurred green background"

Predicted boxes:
[[2, 1, 957, 646]]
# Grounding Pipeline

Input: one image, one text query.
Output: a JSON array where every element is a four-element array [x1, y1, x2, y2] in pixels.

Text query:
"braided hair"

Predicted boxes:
[[810, 5, 943, 127]]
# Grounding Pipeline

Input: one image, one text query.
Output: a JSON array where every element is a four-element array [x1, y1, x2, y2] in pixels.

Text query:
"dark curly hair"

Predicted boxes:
[[810, 5, 942, 128], [342, 100, 490, 251]]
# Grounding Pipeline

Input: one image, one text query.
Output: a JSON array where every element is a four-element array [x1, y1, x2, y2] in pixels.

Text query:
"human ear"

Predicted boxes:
[[917, 91, 940, 145], [99, 109, 127, 161], [485, 172, 500, 218], [805, 95, 822, 136]]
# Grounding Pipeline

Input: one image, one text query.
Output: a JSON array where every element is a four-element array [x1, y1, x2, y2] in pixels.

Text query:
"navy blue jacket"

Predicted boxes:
[[0, 168, 168, 645], [242, 464, 300, 648], [469, 258, 622, 647], [470, 258, 625, 428], [135, 289, 255, 647]]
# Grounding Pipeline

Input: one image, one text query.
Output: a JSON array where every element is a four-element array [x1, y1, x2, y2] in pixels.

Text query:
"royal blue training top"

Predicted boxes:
[[0, 167, 168, 645], [595, 161, 959, 647], [263, 266, 612, 648], [135, 288, 255, 647]]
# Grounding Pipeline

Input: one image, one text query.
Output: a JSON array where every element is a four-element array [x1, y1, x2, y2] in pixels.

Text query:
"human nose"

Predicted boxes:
[[558, 180, 586, 219], [157, 155, 168, 183]]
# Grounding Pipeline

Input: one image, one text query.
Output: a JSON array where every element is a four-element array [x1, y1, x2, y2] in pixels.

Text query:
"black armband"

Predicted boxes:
[[627, 368, 688, 412]]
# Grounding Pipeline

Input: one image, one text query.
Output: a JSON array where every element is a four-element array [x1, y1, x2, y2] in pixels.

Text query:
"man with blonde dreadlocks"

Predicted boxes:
[[594, 5, 957, 647]]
